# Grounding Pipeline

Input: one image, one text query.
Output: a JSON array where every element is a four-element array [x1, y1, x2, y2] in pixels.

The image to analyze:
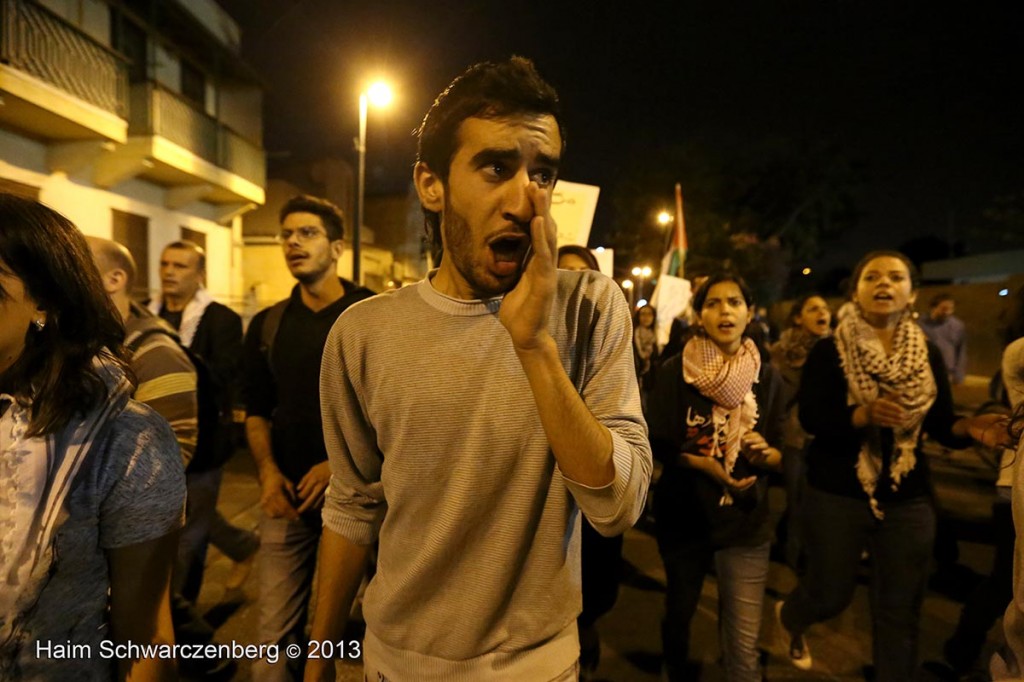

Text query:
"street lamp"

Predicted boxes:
[[657, 210, 672, 226], [621, 278, 634, 308], [355, 80, 392, 285], [632, 265, 652, 300]]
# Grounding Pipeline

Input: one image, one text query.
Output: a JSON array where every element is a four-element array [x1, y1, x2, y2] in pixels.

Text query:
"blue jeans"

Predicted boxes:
[[780, 486, 935, 682], [175, 468, 259, 602], [251, 514, 322, 682], [659, 538, 770, 682]]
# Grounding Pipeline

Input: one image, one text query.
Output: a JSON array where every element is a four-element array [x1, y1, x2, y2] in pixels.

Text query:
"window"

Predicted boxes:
[[112, 209, 150, 300]]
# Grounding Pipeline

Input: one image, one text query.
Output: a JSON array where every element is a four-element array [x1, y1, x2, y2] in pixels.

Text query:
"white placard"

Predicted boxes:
[[551, 180, 600, 249]]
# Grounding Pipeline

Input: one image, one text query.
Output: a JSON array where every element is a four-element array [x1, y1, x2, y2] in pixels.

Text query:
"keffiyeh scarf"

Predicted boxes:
[[682, 335, 761, 505], [772, 327, 822, 371], [834, 305, 936, 519]]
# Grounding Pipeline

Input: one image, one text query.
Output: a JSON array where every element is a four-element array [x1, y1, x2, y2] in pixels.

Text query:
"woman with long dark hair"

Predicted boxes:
[[774, 251, 1008, 681], [649, 272, 784, 681], [769, 294, 832, 569], [0, 194, 185, 681]]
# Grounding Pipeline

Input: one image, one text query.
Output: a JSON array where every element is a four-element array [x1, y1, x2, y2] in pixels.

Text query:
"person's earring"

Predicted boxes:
[[33, 318, 45, 331]]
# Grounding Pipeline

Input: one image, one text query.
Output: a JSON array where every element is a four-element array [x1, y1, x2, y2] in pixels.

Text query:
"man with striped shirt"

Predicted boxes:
[[89, 237, 198, 463], [307, 58, 652, 682]]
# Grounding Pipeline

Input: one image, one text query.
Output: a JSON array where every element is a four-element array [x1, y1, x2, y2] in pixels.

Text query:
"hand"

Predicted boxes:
[[259, 467, 298, 520], [295, 461, 332, 514], [963, 413, 1012, 449], [687, 454, 757, 492], [864, 397, 909, 429], [499, 183, 558, 353], [741, 431, 779, 469]]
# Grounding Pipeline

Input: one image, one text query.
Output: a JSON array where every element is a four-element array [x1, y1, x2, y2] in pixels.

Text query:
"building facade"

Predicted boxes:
[[0, 0, 264, 307]]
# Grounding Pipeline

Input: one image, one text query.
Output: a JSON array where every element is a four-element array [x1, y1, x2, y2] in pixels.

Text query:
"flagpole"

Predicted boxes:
[[674, 183, 686, 279]]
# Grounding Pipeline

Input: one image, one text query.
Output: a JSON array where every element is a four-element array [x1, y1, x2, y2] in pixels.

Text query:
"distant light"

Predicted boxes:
[[636, 298, 648, 308], [595, 246, 605, 253], [642, 266, 652, 277], [657, 211, 672, 226], [802, 267, 812, 276], [622, 279, 634, 289], [367, 81, 393, 107], [999, 289, 1009, 297], [631, 266, 642, 276]]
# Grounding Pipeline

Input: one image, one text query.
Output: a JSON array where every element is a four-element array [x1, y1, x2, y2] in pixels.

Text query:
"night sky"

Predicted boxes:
[[218, 1, 1023, 278]]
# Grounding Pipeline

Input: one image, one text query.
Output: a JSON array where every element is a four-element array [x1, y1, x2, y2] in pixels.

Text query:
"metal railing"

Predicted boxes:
[[129, 81, 265, 186], [128, 80, 266, 184], [0, 0, 128, 117]]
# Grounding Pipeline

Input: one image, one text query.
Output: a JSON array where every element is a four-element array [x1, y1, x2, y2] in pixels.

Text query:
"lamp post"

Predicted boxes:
[[622, 279, 634, 308], [355, 80, 392, 285], [631, 265, 652, 301]]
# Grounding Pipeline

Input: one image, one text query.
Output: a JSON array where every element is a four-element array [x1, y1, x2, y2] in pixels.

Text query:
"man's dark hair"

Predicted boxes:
[[415, 56, 565, 253], [0, 194, 130, 437], [930, 292, 955, 308], [279, 194, 345, 241], [164, 240, 206, 272]]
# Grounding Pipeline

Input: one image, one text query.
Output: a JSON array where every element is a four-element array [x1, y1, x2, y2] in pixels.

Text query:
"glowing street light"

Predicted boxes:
[[657, 211, 672, 226], [621, 278, 634, 308], [355, 79, 393, 285], [631, 266, 653, 300], [802, 267, 812, 276]]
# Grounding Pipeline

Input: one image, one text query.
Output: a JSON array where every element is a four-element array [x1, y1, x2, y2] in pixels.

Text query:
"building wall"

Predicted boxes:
[[0, 127, 241, 309]]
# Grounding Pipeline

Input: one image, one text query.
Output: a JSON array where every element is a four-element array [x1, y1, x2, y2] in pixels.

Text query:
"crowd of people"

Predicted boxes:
[[1, 56, 1023, 682]]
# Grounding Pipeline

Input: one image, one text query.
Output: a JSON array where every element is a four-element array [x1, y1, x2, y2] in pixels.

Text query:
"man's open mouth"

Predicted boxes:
[[488, 233, 529, 275]]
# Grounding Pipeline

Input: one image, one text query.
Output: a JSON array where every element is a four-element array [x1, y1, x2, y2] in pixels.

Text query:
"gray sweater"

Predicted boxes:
[[320, 269, 651, 681]]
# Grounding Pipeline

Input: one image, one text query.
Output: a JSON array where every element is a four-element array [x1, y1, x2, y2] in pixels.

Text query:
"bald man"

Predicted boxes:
[[89, 237, 199, 465]]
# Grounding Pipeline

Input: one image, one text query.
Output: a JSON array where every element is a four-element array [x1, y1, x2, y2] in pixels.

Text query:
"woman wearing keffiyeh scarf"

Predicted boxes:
[[648, 273, 785, 682], [774, 251, 1010, 681], [769, 294, 832, 570], [0, 195, 185, 681]]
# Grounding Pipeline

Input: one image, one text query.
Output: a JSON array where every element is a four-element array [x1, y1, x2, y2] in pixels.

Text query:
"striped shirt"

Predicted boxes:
[[126, 305, 198, 466]]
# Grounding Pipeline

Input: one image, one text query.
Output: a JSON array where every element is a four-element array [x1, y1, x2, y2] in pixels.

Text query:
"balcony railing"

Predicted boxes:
[[129, 81, 265, 186], [0, 0, 128, 117]]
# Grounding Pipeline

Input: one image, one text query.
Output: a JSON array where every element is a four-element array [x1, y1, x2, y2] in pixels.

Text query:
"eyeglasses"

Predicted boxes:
[[276, 226, 327, 243]]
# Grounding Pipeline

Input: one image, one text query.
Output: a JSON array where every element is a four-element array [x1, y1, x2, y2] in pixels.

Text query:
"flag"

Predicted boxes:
[[651, 183, 691, 347], [661, 183, 688, 277]]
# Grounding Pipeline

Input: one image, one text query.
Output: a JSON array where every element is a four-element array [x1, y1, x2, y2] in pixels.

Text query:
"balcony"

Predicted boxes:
[[122, 81, 264, 206], [0, 0, 128, 141]]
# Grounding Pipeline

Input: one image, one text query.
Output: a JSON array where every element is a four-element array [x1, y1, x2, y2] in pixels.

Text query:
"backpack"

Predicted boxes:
[[126, 326, 222, 473], [258, 299, 290, 377]]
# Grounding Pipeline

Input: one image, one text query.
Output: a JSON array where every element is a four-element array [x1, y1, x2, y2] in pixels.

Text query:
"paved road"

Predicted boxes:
[[196, 382, 1007, 680]]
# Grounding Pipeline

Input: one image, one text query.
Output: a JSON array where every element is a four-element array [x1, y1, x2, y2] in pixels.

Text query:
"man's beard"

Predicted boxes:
[[441, 204, 521, 299]]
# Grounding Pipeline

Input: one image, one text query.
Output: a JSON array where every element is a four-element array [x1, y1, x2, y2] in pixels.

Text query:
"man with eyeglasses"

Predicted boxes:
[[242, 194, 374, 681]]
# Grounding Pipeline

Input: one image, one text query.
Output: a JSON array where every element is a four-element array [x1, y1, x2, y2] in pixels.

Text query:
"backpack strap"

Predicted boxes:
[[259, 299, 290, 377]]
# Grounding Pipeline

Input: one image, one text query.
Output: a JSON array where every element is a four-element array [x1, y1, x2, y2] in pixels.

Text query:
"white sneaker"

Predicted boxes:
[[775, 600, 813, 671]]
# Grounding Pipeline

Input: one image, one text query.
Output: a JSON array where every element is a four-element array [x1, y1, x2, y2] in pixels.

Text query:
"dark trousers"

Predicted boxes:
[[780, 486, 935, 682], [946, 498, 1015, 671]]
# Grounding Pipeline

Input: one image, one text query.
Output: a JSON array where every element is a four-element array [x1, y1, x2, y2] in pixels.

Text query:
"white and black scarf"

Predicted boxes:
[[834, 305, 936, 519], [682, 335, 761, 505]]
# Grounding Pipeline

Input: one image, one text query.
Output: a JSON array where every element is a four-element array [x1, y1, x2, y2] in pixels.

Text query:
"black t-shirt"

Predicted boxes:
[[243, 280, 374, 484], [159, 308, 184, 331], [648, 354, 785, 549]]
